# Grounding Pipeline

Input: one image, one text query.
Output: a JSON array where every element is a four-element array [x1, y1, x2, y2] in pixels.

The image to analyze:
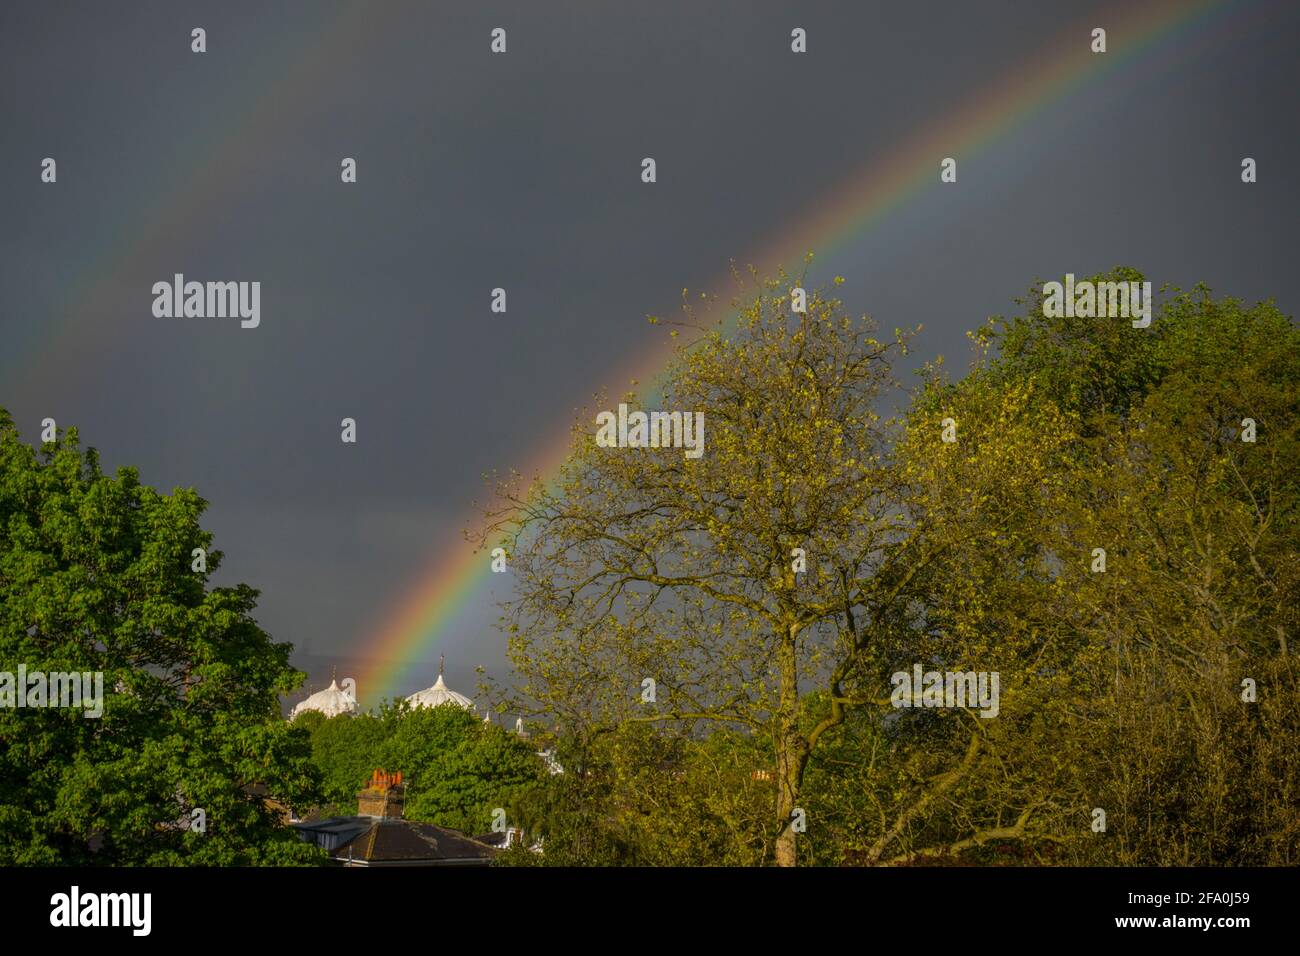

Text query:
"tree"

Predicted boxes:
[[482, 265, 1300, 866], [833, 273, 1300, 865], [493, 722, 773, 866], [481, 263, 942, 866], [304, 701, 545, 833], [301, 708, 390, 816], [0, 413, 324, 864], [384, 704, 545, 833], [1047, 283, 1300, 863]]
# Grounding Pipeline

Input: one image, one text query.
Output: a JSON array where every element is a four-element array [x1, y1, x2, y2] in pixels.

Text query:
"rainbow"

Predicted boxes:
[[0, 1, 1243, 705], [356, 0, 1237, 704], [2, 1, 370, 390]]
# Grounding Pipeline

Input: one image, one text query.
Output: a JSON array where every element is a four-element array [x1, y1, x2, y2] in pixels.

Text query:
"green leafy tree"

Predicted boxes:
[[1051, 283, 1300, 864], [381, 704, 544, 832], [804, 273, 1300, 865], [303, 701, 545, 833], [303, 709, 390, 816], [499, 724, 772, 866], [0, 413, 324, 865]]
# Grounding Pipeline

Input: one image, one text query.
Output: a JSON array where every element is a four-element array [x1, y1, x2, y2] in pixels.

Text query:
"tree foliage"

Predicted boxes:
[[0, 415, 324, 865], [304, 702, 546, 834], [482, 265, 1300, 866], [482, 264, 928, 865]]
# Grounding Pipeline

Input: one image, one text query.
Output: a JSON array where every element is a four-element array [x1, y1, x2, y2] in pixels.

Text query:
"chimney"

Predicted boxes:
[[357, 769, 405, 819]]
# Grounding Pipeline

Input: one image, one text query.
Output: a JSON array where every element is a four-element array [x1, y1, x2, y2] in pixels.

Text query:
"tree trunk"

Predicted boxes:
[[774, 623, 806, 867]]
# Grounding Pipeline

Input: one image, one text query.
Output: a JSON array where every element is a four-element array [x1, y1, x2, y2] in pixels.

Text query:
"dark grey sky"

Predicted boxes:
[[3, 0, 1297, 706]]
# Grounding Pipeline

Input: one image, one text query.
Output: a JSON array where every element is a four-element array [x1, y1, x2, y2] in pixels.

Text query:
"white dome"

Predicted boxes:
[[290, 679, 359, 720], [406, 673, 474, 711]]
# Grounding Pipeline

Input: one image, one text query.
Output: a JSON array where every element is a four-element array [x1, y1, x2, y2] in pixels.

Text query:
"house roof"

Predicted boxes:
[[326, 818, 498, 866]]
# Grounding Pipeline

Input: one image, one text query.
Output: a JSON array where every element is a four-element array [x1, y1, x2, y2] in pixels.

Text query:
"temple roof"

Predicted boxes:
[[405, 673, 474, 711], [405, 655, 474, 711], [290, 678, 359, 720]]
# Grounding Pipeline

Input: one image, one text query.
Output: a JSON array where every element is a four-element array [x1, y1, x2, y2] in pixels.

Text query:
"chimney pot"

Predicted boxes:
[[357, 767, 406, 819]]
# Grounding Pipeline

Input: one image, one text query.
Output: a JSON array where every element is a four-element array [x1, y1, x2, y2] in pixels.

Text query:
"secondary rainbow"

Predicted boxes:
[[3, 2, 370, 391], [356, 0, 1236, 705]]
